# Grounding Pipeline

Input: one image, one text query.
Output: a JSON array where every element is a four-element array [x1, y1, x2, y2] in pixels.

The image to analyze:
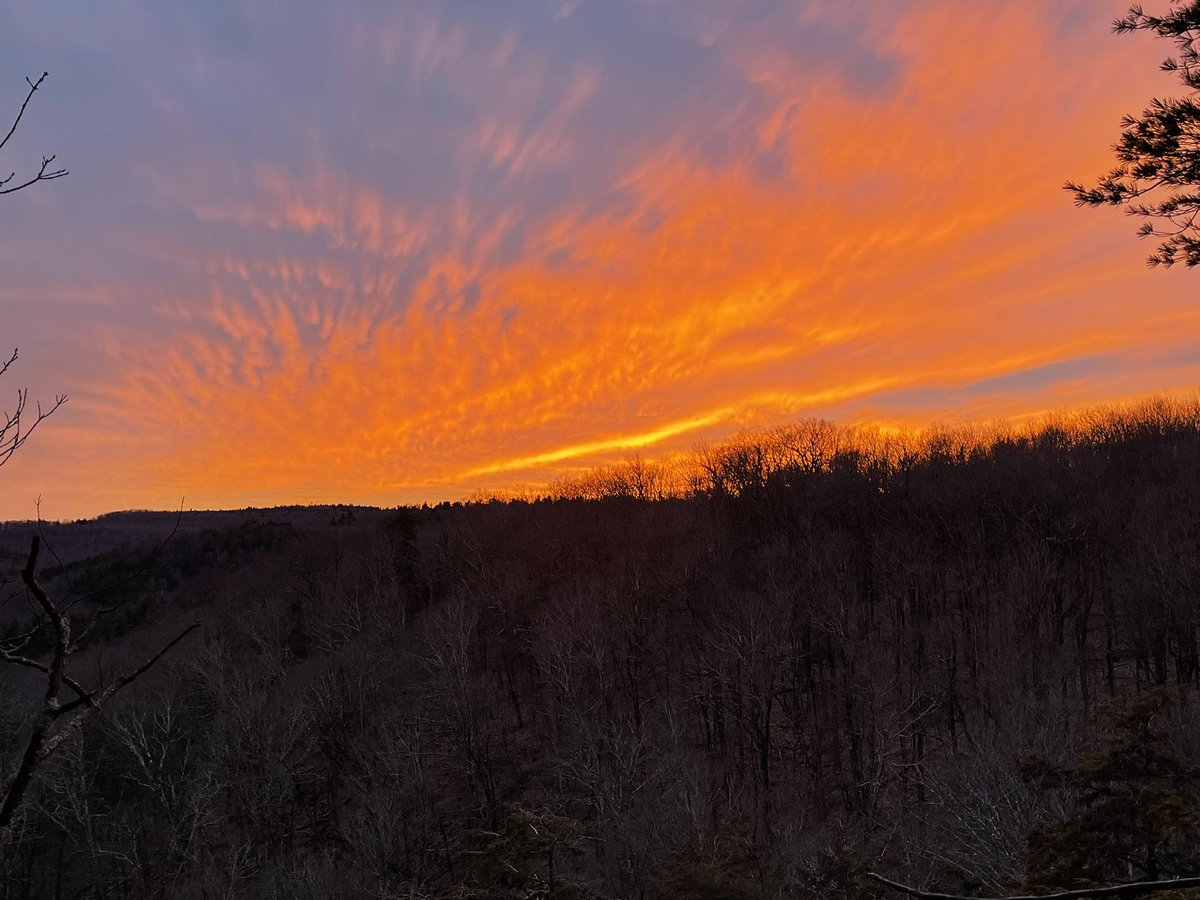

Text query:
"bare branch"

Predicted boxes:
[[0, 536, 70, 830], [0, 72, 68, 199], [33, 621, 201, 766], [0, 153, 67, 195], [0, 646, 93, 708], [20, 536, 68, 692], [0, 349, 68, 469], [0, 535, 199, 832], [0, 72, 46, 155], [0, 348, 16, 379]]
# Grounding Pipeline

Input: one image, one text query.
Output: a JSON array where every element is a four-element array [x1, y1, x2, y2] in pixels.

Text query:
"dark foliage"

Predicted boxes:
[[1067, 2, 1200, 266], [1022, 688, 1200, 890]]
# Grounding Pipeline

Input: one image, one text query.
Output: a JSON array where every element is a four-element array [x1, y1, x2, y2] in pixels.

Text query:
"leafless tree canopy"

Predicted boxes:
[[4, 402, 1200, 898]]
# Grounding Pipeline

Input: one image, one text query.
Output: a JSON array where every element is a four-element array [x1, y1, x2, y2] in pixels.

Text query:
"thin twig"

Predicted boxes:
[[0, 72, 47, 154]]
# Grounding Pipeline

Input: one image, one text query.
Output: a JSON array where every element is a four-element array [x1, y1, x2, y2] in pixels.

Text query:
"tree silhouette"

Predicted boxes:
[[0, 536, 199, 832], [1066, 3, 1200, 266], [0, 69, 195, 841]]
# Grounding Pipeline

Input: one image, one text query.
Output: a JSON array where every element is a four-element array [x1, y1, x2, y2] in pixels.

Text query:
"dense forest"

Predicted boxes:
[[3, 399, 1200, 899]]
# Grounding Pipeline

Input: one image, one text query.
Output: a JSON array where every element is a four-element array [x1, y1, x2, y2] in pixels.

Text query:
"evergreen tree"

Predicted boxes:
[[1020, 689, 1200, 891], [455, 806, 595, 900], [1067, 2, 1200, 266]]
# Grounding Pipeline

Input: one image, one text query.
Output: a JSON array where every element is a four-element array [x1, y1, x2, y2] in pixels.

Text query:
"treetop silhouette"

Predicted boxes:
[[1067, 2, 1200, 266]]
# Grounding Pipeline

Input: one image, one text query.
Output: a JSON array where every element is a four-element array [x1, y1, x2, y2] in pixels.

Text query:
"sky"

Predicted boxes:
[[1, 0, 1198, 520]]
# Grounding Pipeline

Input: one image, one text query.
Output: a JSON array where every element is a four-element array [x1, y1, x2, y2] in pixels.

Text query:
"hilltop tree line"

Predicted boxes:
[[2, 399, 1200, 898]]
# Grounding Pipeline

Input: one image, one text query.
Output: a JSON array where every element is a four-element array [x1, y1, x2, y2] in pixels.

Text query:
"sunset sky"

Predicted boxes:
[[2, 0, 1198, 520]]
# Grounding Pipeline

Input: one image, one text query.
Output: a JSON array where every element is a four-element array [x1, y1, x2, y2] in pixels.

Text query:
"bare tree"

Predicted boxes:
[[0, 535, 199, 832], [0, 63, 197, 852]]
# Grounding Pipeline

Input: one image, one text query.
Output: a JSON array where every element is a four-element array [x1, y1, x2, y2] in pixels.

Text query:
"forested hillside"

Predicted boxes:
[[3, 400, 1200, 899]]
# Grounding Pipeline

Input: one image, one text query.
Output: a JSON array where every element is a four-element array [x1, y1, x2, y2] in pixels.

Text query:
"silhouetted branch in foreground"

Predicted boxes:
[[867, 872, 1200, 899], [0, 348, 67, 469], [0, 536, 199, 833], [0, 72, 68, 196]]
